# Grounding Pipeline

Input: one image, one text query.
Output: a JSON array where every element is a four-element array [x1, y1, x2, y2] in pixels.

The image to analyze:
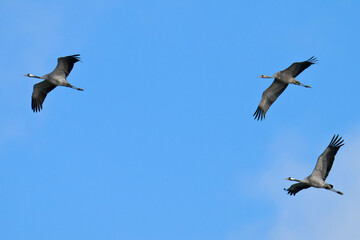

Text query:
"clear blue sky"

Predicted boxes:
[[1, 1, 360, 239]]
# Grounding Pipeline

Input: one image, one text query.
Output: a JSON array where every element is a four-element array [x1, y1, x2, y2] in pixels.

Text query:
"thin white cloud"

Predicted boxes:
[[264, 130, 360, 240], [231, 129, 360, 240]]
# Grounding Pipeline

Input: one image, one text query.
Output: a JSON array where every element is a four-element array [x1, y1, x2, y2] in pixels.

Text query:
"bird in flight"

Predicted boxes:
[[284, 135, 344, 196], [24, 54, 83, 112], [254, 56, 317, 120]]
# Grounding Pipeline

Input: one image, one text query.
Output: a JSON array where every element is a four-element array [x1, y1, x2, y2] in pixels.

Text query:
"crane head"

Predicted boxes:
[[258, 75, 266, 78], [24, 73, 33, 77], [285, 177, 294, 181]]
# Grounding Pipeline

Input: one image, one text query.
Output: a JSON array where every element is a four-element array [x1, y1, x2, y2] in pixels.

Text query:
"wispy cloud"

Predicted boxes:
[[230, 129, 360, 240], [256, 130, 360, 240]]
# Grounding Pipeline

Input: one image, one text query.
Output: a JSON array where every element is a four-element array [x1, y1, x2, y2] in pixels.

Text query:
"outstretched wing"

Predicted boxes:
[[311, 135, 344, 181], [281, 56, 317, 78], [285, 183, 311, 196], [253, 79, 288, 120], [50, 54, 81, 78], [32, 80, 56, 112]]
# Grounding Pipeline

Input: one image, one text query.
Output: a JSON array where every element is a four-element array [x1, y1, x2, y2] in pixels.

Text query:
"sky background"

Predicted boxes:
[[1, 0, 360, 239]]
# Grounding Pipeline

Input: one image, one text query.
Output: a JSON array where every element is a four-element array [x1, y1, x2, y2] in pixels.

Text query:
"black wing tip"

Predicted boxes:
[[329, 134, 344, 148], [31, 103, 42, 112], [60, 54, 82, 62], [31, 100, 43, 112], [307, 56, 318, 64], [284, 188, 296, 196], [71, 54, 81, 62], [253, 107, 265, 121], [31, 93, 45, 113]]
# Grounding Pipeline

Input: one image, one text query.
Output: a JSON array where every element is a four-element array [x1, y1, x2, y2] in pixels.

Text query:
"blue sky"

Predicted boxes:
[[1, 0, 360, 239]]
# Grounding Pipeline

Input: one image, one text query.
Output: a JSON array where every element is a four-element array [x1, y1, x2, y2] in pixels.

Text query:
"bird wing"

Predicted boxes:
[[285, 183, 311, 196], [311, 135, 344, 181], [281, 56, 317, 78], [51, 54, 81, 78], [253, 79, 288, 120], [32, 80, 56, 112]]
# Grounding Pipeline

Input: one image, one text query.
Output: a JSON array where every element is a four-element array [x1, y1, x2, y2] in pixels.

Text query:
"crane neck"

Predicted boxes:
[[259, 74, 275, 79], [25, 74, 42, 79], [263, 75, 274, 78], [287, 177, 302, 183]]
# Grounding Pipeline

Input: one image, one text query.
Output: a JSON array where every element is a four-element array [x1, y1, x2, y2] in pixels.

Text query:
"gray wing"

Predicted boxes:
[[282, 56, 317, 78], [284, 183, 311, 196], [50, 54, 81, 78], [32, 80, 56, 112], [253, 79, 288, 120], [311, 135, 344, 181]]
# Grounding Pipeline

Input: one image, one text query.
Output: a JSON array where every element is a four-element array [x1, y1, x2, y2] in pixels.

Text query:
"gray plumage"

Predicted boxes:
[[25, 54, 83, 112], [284, 135, 344, 196], [254, 56, 317, 121]]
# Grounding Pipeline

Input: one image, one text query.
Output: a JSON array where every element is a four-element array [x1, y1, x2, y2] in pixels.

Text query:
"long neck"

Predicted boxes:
[[31, 75, 41, 79], [289, 178, 302, 183], [263, 75, 274, 78], [27, 74, 42, 79]]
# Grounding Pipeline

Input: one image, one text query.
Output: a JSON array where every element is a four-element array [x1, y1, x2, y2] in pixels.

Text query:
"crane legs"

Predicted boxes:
[[329, 188, 343, 195], [66, 83, 84, 91], [294, 80, 311, 88]]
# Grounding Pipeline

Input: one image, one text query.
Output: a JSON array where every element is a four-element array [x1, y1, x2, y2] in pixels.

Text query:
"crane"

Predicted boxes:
[[254, 57, 317, 120], [24, 54, 83, 112], [284, 135, 344, 196]]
